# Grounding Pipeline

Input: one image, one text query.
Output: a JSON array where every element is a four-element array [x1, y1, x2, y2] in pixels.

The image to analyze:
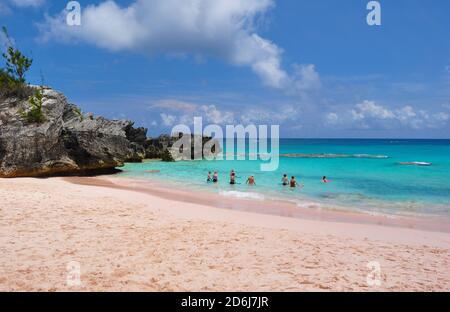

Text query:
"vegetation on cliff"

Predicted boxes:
[[0, 27, 33, 99]]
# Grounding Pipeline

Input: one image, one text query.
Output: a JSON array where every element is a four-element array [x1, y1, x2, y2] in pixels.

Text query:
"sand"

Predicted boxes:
[[0, 176, 449, 291]]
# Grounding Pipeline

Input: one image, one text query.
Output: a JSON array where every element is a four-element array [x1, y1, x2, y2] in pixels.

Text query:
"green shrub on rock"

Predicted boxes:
[[19, 87, 45, 123]]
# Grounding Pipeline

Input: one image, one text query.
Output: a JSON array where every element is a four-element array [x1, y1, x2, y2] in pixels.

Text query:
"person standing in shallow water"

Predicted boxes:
[[230, 170, 236, 185], [212, 171, 218, 183], [246, 176, 256, 186], [290, 176, 299, 188], [207, 171, 212, 182], [282, 174, 289, 186]]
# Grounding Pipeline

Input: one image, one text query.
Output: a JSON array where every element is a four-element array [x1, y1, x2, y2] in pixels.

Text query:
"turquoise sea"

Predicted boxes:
[[120, 139, 450, 218]]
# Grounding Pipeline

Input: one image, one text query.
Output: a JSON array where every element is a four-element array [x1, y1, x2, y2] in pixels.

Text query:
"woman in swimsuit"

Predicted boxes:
[[212, 171, 218, 183], [207, 172, 212, 182]]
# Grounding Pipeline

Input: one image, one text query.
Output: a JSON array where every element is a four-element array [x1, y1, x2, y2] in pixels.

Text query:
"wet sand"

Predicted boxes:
[[68, 175, 450, 234]]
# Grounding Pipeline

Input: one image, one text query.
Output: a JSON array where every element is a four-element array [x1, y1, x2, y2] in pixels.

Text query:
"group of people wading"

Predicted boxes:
[[206, 170, 328, 188]]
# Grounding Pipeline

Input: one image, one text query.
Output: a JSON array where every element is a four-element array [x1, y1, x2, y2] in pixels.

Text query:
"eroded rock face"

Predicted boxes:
[[0, 87, 147, 177], [0, 86, 223, 177], [143, 134, 222, 161]]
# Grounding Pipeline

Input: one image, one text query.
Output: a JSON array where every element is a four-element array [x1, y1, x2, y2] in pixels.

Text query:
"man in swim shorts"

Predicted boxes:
[[246, 176, 256, 185]]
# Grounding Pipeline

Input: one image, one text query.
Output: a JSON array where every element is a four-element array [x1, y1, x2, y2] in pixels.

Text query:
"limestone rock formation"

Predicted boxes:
[[0, 86, 146, 177]]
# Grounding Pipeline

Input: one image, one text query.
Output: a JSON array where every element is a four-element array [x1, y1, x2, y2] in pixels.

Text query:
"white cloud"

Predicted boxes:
[[292, 64, 321, 92], [160, 113, 177, 126], [434, 112, 450, 122], [199, 105, 235, 124], [325, 112, 339, 125], [150, 99, 198, 113], [395, 106, 416, 122], [0, 0, 44, 14], [241, 104, 299, 124], [38, 0, 319, 92], [150, 97, 299, 127], [10, 0, 45, 7], [351, 100, 395, 121], [327, 100, 449, 130]]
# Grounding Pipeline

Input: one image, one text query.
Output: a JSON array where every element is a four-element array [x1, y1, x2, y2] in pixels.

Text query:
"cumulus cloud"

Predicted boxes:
[[351, 100, 395, 121], [325, 112, 339, 125], [199, 105, 235, 124], [38, 0, 319, 92], [326, 100, 449, 130], [292, 64, 321, 92], [160, 106, 234, 127], [152, 97, 299, 127], [160, 113, 177, 126]]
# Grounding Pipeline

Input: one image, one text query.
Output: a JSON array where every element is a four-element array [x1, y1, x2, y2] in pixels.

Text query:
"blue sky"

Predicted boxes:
[[1, 0, 450, 138]]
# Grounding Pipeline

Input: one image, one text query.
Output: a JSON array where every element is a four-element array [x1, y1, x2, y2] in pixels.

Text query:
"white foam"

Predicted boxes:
[[398, 161, 432, 166], [219, 191, 265, 200]]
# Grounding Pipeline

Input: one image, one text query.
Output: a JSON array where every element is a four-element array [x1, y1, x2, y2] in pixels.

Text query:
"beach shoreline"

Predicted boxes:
[[1, 176, 449, 291], [68, 174, 450, 234]]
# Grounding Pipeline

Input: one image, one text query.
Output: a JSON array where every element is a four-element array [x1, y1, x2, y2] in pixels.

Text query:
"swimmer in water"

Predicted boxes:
[[207, 171, 212, 182], [246, 176, 256, 186], [212, 171, 218, 183], [230, 170, 236, 185], [323, 176, 329, 183], [290, 176, 299, 188], [282, 174, 289, 186]]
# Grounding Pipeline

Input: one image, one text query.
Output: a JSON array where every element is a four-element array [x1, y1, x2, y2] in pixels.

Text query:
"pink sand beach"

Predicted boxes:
[[0, 176, 449, 291]]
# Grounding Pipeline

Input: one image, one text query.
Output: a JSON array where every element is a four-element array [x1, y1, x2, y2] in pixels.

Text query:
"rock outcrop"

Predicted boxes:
[[0, 86, 222, 177], [0, 86, 146, 177], [143, 134, 221, 161]]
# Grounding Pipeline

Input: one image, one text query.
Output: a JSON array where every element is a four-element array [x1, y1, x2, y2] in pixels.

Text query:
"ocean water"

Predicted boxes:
[[120, 139, 450, 218]]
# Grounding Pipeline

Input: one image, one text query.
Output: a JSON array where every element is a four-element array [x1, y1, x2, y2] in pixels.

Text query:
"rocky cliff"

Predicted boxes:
[[0, 86, 221, 177], [0, 86, 146, 177]]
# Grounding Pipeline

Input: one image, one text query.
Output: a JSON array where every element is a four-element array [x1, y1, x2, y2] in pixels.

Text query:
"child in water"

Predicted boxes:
[[323, 176, 329, 183]]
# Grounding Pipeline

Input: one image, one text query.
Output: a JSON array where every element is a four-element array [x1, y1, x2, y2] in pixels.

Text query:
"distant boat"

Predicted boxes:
[[398, 162, 432, 167]]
